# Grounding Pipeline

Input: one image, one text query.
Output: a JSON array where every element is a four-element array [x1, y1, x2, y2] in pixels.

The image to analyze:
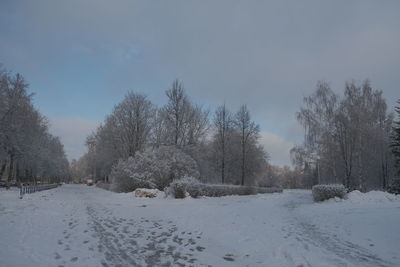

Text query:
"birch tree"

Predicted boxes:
[[295, 80, 395, 190]]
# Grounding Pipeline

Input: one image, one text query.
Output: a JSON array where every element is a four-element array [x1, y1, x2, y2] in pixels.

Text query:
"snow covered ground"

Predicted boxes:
[[0, 185, 399, 267]]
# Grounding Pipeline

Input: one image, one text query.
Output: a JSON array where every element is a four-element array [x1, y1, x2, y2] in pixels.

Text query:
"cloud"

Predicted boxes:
[[259, 131, 294, 167], [1, 1, 400, 164], [48, 117, 100, 161]]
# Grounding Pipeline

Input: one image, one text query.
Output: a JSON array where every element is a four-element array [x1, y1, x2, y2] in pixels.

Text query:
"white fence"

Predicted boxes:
[[20, 184, 60, 198]]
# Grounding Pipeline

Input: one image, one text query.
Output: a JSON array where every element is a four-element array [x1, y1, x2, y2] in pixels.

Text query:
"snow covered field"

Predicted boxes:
[[0, 185, 399, 267]]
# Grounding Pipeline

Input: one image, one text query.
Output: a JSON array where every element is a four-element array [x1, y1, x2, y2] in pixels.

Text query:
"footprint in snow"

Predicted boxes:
[[196, 246, 205, 252], [223, 254, 235, 261]]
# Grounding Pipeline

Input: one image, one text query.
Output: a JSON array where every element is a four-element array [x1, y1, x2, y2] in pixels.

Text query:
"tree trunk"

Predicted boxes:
[[8, 154, 14, 182], [16, 162, 20, 185], [241, 142, 245, 186], [221, 156, 225, 184], [0, 162, 6, 178], [221, 136, 225, 184]]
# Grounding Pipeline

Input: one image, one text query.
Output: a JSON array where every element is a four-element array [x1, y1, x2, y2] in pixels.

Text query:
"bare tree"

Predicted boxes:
[[113, 92, 155, 157], [213, 104, 233, 184], [164, 80, 190, 146], [234, 105, 260, 185], [163, 79, 209, 147], [295, 80, 395, 190]]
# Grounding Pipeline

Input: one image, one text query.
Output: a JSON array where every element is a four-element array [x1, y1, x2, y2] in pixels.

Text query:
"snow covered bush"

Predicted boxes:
[[110, 146, 200, 192], [187, 184, 282, 198], [109, 157, 157, 193], [167, 176, 201, 198], [312, 184, 346, 202], [166, 180, 282, 198]]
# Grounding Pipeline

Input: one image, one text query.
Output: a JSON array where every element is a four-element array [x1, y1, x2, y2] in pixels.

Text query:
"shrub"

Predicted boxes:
[[109, 146, 200, 192], [387, 179, 400, 195], [186, 184, 282, 198], [167, 176, 200, 199], [109, 158, 157, 193], [166, 179, 282, 198], [312, 184, 346, 202]]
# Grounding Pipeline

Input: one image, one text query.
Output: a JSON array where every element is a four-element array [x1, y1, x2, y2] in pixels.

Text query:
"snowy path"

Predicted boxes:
[[0, 185, 399, 267]]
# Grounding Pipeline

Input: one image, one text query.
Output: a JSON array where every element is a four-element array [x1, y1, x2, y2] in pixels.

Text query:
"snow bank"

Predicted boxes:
[[345, 190, 400, 203]]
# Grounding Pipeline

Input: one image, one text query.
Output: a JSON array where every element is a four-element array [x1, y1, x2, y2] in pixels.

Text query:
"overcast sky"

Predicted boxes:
[[1, 0, 399, 166]]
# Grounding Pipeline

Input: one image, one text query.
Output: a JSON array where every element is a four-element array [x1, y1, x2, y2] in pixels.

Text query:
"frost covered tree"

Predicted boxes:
[[82, 92, 155, 181], [392, 99, 400, 174], [0, 67, 69, 184], [80, 79, 269, 187], [294, 80, 395, 190]]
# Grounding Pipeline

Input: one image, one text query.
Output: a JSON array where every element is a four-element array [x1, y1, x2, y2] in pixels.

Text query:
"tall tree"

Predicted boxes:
[[163, 79, 209, 147], [213, 104, 233, 184], [164, 80, 190, 146], [234, 105, 260, 185], [113, 92, 155, 157], [295, 80, 394, 190], [0, 68, 69, 184], [392, 99, 400, 174]]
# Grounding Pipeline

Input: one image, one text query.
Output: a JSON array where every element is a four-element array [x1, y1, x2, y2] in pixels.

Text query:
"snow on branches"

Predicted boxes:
[[110, 146, 200, 192]]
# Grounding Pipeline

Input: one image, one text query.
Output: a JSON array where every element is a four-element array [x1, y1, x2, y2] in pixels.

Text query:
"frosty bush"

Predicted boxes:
[[167, 176, 201, 198], [110, 146, 200, 192], [166, 180, 282, 198], [312, 184, 347, 202], [109, 157, 157, 193], [187, 184, 282, 198]]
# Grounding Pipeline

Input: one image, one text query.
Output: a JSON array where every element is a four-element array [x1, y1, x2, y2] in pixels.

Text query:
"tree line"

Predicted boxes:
[[73, 79, 267, 186], [0, 68, 69, 184], [291, 81, 399, 191], [3, 64, 398, 191], [74, 79, 400, 191]]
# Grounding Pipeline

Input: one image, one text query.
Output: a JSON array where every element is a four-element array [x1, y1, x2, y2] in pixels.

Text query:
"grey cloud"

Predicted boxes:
[[1, 0, 399, 165]]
